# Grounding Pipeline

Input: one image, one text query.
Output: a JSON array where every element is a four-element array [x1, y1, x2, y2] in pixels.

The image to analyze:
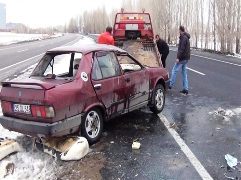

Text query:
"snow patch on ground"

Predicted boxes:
[[227, 53, 241, 59], [0, 32, 50, 46], [4, 150, 58, 180], [0, 125, 22, 140]]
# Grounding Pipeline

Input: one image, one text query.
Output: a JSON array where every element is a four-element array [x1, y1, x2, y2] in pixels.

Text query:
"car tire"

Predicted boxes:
[[81, 108, 103, 145], [150, 84, 165, 114]]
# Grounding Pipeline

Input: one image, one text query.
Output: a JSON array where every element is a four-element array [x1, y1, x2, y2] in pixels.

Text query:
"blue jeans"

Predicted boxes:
[[169, 60, 188, 90]]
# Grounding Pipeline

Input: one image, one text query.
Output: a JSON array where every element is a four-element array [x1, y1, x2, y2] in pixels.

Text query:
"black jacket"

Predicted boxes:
[[177, 33, 190, 61], [156, 39, 169, 55]]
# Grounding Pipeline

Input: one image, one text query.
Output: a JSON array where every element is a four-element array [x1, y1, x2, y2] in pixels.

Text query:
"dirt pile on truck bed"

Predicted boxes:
[[123, 40, 160, 67]]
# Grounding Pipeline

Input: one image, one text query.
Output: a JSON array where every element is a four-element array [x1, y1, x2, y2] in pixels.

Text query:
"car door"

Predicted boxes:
[[118, 54, 149, 111], [91, 51, 126, 117]]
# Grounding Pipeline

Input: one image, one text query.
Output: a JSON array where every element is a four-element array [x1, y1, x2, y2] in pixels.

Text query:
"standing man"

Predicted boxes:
[[155, 35, 169, 68], [169, 26, 190, 95], [98, 26, 114, 45]]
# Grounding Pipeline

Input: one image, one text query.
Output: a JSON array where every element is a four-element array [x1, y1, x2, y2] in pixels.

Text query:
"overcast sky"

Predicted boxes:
[[0, 0, 122, 28]]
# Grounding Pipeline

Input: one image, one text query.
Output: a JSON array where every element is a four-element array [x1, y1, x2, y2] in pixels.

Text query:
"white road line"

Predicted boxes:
[[158, 114, 213, 180], [17, 49, 28, 53], [0, 37, 79, 72], [191, 54, 241, 67], [170, 49, 241, 67], [0, 53, 44, 72], [187, 67, 205, 75], [0, 41, 44, 51]]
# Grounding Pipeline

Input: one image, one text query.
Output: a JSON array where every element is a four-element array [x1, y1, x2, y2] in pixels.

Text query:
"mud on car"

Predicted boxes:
[[0, 44, 169, 144]]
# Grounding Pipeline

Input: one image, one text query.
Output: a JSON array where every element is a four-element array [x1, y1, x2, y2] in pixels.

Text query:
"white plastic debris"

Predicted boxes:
[[0, 139, 23, 160], [60, 137, 89, 161], [225, 154, 238, 168], [132, 142, 141, 150], [0, 160, 14, 179]]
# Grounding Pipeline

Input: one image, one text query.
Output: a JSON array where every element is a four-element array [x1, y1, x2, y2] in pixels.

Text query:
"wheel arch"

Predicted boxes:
[[154, 77, 166, 89], [83, 103, 106, 120]]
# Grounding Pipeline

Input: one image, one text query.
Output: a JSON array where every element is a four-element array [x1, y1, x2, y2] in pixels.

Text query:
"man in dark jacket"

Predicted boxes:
[[169, 26, 190, 95], [155, 35, 169, 68]]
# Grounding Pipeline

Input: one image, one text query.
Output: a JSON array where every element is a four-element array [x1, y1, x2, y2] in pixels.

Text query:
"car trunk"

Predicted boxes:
[[0, 77, 71, 122]]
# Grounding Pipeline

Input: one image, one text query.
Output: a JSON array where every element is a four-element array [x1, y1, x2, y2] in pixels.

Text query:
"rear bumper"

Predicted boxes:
[[0, 115, 82, 138]]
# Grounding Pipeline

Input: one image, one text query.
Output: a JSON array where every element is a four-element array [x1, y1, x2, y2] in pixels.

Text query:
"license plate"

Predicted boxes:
[[13, 104, 31, 115]]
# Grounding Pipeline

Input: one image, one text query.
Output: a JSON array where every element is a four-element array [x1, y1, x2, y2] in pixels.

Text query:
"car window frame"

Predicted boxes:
[[91, 51, 123, 81], [116, 53, 144, 74]]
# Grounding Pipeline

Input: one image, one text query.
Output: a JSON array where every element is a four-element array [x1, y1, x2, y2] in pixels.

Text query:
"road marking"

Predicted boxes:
[[187, 67, 205, 75], [0, 37, 80, 72], [39, 45, 45, 47], [0, 53, 44, 72], [170, 49, 241, 67], [17, 49, 28, 52], [158, 114, 213, 180], [0, 41, 44, 51], [191, 54, 241, 67]]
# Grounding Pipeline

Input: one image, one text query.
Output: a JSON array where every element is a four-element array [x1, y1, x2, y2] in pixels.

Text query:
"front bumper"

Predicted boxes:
[[0, 115, 82, 138]]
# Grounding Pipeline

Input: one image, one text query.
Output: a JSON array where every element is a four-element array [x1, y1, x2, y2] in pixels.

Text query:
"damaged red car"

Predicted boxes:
[[0, 44, 169, 144]]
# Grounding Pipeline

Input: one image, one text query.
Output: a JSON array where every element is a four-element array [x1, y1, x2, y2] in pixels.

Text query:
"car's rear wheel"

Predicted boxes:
[[81, 108, 103, 144], [150, 84, 165, 114]]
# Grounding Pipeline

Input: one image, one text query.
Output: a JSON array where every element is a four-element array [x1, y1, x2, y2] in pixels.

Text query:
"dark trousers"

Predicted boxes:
[[161, 51, 169, 68]]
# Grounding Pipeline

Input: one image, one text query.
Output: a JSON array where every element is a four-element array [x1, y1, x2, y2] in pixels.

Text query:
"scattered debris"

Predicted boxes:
[[110, 141, 115, 144], [60, 137, 89, 161], [209, 107, 236, 118], [132, 141, 141, 150], [225, 154, 238, 168], [169, 122, 178, 129], [216, 127, 221, 131], [0, 161, 15, 179], [0, 139, 23, 160], [224, 173, 235, 180], [35, 136, 89, 161]]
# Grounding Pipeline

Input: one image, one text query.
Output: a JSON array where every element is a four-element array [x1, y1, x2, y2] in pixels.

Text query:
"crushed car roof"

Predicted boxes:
[[47, 44, 126, 54]]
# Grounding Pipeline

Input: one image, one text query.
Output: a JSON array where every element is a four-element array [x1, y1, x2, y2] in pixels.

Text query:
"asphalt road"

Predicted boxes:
[[0, 33, 79, 81], [0, 34, 241, 179]]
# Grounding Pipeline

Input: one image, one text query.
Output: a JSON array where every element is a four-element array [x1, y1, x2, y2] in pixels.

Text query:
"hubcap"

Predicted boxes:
[[155, 89, 164, 109], [85, 111, 100, 139]]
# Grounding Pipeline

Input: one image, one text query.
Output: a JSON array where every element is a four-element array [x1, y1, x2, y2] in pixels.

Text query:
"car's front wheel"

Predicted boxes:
[[81, 108, 103, 144], [150, 84, 165, 114]]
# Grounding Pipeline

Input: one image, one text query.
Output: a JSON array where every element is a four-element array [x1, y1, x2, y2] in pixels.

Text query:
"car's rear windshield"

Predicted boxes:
[[31, 52, 82, 79]]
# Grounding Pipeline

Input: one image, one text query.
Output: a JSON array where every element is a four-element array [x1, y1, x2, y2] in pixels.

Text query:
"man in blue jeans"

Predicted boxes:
[[169, 26, 190, 95]]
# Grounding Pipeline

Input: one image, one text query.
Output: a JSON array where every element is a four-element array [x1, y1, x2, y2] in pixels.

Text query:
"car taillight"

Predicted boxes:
[[31, 106, 55, 118], [1, 101, 13, 113]]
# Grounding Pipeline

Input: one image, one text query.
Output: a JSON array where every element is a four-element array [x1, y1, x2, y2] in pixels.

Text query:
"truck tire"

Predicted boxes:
[[81, 108, 103, 144], [150, 84, 165, 114]]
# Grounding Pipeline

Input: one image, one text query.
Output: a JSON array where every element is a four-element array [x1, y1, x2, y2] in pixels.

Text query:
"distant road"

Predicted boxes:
[[0, 34, 79, 81]]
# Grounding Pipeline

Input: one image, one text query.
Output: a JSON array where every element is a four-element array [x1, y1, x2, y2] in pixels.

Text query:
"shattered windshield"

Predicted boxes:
[[32, 52, 82, 78]]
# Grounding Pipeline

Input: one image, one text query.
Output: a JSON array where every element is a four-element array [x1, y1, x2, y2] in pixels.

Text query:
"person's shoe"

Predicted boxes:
[[180, 89, 188, 95], [168, 86, 172, 90]]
